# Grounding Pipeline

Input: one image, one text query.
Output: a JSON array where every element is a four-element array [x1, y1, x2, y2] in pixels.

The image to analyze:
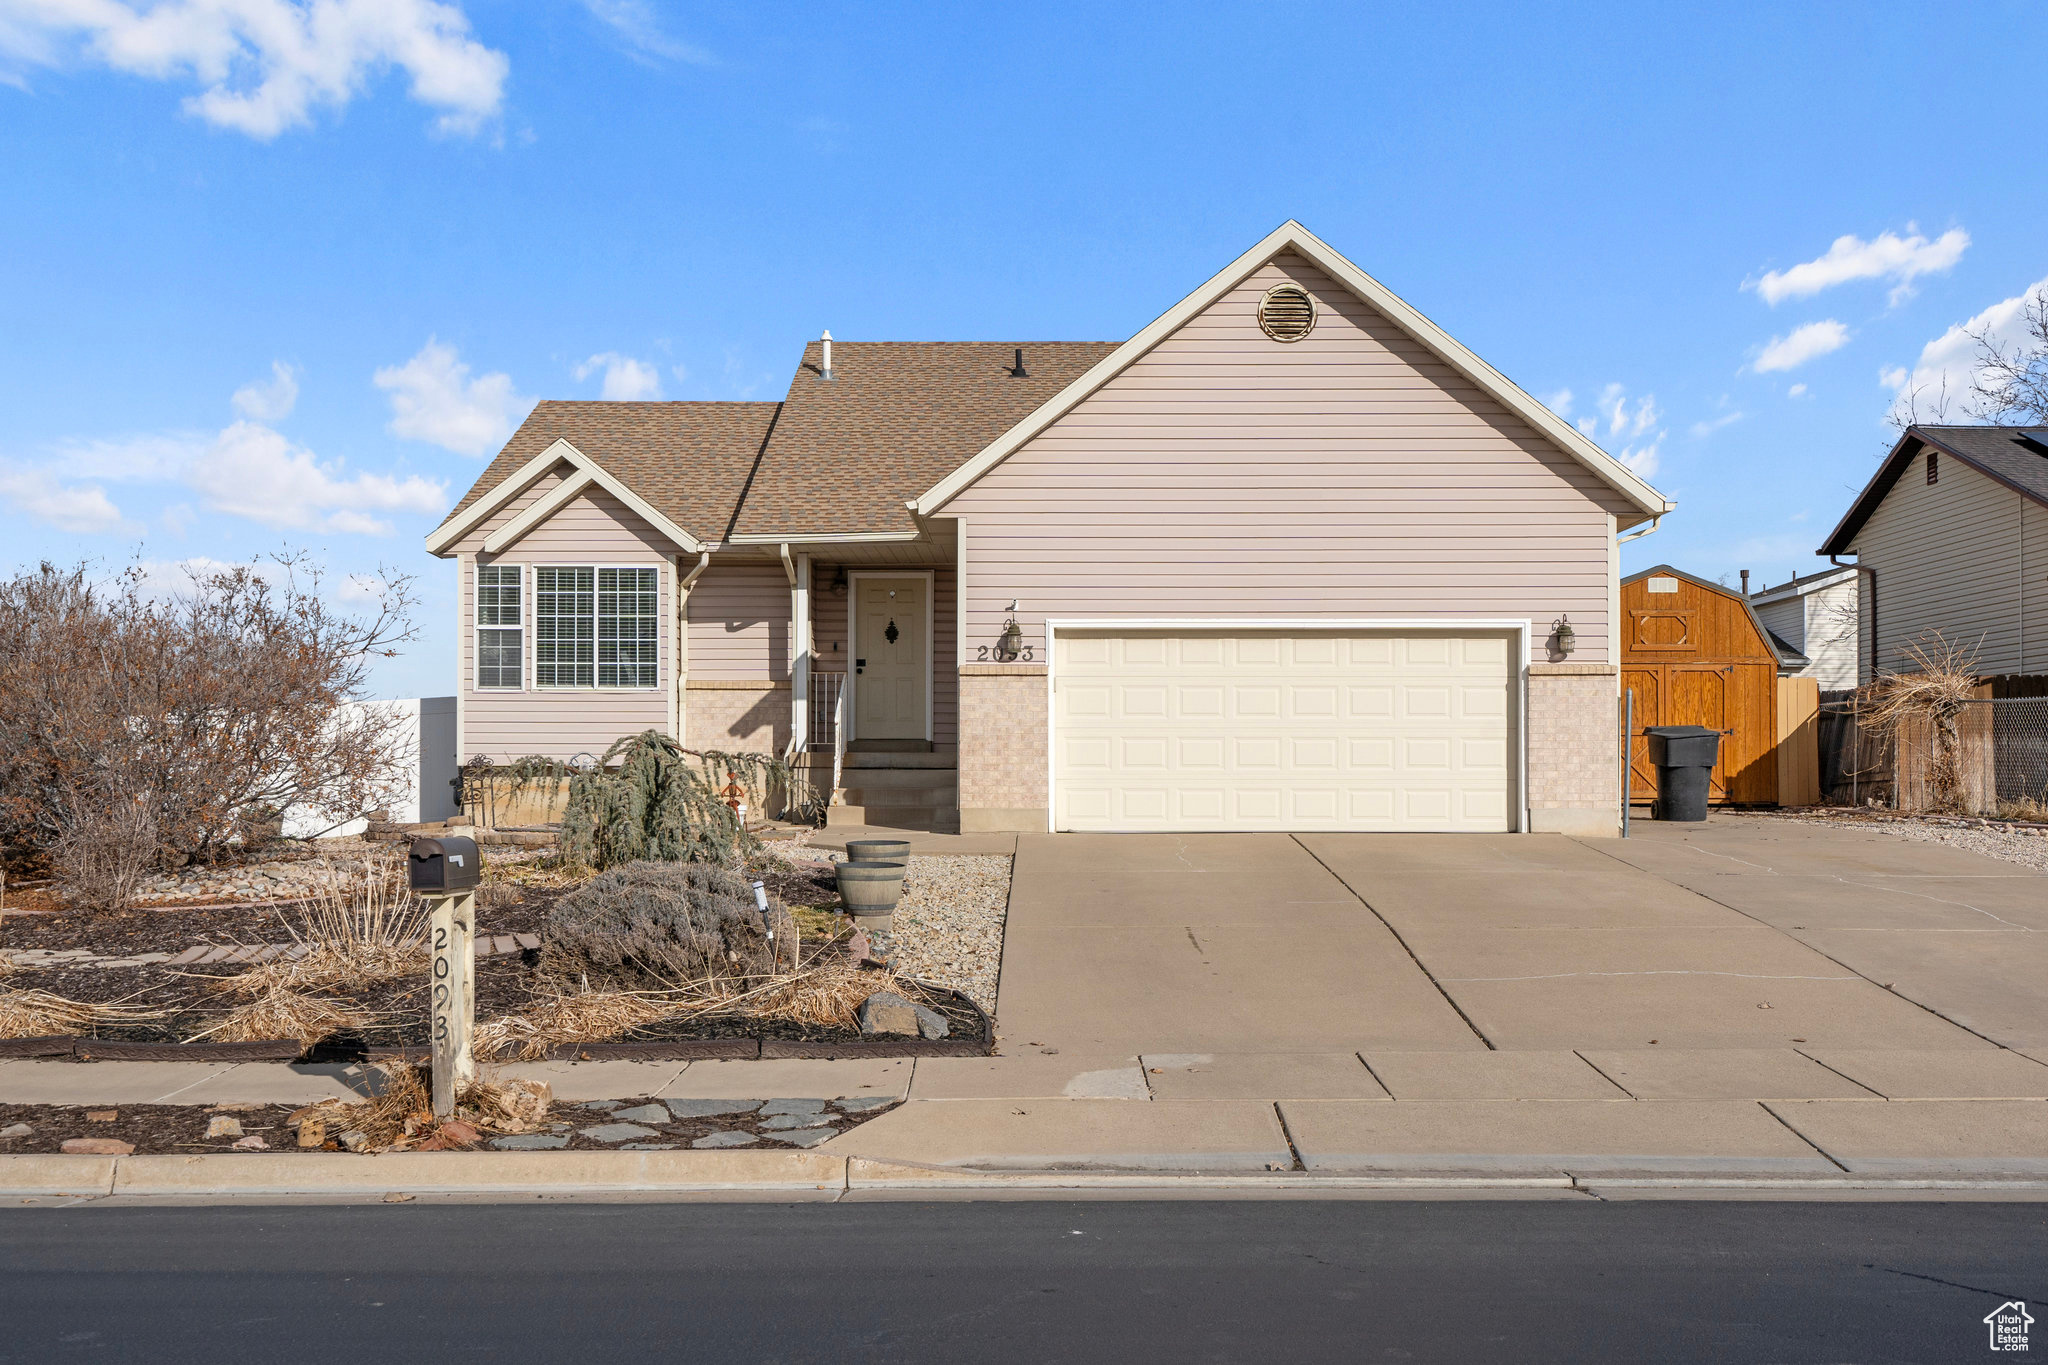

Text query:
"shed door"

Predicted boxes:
[[1053, 629, 1517, 832]]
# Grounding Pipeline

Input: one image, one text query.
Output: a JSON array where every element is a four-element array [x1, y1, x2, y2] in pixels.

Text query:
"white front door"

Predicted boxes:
[[853, 576, 929, 740], [1054, 629, 1517, 831]]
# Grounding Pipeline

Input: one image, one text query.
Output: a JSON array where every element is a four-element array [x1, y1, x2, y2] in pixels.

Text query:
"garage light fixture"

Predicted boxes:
[[1550, 615, 1577, 658]]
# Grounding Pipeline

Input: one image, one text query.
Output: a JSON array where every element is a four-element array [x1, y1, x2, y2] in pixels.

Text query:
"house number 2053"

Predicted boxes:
[[975, 645, 1034, 661]]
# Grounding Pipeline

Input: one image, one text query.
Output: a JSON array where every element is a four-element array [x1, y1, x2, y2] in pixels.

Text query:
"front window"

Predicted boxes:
[[534, 565, 659, 688], [475, 564, 522, 689]]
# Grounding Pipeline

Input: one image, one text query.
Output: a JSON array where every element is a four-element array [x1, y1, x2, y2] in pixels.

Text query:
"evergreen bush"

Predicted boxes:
[[559, 730, 789, 870], [542, 859, 795, 988]]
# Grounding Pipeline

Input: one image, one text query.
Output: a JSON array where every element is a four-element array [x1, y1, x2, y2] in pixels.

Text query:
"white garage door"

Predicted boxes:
[[1053, 629, 1518, 832]]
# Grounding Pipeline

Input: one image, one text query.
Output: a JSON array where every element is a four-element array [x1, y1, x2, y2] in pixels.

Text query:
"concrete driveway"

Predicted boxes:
[[993, 817, 2047, 1057]]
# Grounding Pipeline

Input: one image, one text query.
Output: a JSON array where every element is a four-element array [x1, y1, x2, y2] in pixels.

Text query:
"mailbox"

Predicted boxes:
[[409, 835, 481, 893]]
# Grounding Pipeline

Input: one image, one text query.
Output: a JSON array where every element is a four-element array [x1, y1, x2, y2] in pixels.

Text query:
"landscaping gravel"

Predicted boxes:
[[1766, 811, 2048, 873]]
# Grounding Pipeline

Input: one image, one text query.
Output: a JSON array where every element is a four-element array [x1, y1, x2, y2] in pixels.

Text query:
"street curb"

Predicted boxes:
[[8, 1152, 2048, 1201]]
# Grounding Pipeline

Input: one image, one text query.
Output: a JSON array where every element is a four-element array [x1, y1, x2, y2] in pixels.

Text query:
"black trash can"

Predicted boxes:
[[1645, 725, 1722, 821]]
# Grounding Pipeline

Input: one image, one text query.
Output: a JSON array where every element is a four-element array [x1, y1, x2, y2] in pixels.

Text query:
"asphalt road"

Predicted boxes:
[[3, 1199, 2044, 1362]]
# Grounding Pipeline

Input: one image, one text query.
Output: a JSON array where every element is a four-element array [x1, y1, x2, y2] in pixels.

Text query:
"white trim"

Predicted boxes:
[[728, 530, 923, 545], [426, 446, 568, 556], [453, 558, 466, 764], [846, 570, 936, 743], [914, 221, 1673, 524], [1042, 617, 1533, 835], [953, 514, 969, 665], [528, 561, 669, 693], [790, 552, 812, 756], [482, 469, 594, 554], [1746, 565, 1858, 608], [427, 438, 706, 559]]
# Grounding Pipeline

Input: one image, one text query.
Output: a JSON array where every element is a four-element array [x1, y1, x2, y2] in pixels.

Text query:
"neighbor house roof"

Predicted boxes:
[[1819, 425, 2048, 556], [432, 401, 780, 550], [1747, 563, 1857, 607], [728, 341, 1119, 539]]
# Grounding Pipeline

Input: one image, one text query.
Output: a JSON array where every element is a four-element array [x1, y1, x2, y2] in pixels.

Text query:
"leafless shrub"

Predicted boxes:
[[1969, 289, 2048, 425], [219, 863, 426, 997], [1857, 633, 1982, 813], [0, 555, 417, 908]]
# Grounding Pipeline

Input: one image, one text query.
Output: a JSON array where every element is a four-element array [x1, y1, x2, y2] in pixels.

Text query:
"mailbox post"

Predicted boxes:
[[408, 836, 481, 1118]]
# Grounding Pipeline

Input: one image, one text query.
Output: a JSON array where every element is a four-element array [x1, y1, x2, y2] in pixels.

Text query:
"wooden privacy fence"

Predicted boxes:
[[1775, 676, 1820, 807], [1817, 693, 2048, 814]]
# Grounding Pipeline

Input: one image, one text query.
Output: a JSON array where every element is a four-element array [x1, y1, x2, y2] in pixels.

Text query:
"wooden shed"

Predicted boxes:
[[1621, 565, 1814, 806]]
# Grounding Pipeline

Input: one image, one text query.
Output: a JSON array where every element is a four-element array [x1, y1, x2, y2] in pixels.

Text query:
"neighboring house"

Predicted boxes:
[[1748, 565, 1860, 692], [426, 221, 1674, 836], [281, 697, 460, 838], [1818, 425, 2048, 686]]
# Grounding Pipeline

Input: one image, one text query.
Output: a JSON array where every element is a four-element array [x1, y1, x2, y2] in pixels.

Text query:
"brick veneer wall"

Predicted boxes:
[[958, 665, 1047, 831], [1526, 662, 1619, 836], [685, 681, 787, 756]]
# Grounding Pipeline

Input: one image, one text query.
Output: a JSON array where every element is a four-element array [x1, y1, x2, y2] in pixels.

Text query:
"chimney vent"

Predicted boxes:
[[820, 331, 834, 381], [1010, 347, 1027, 378], [1740, 569, 1751, 595]]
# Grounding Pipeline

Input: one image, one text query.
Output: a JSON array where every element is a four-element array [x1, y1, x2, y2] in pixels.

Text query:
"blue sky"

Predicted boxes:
[[3, 1, 2045, 697]]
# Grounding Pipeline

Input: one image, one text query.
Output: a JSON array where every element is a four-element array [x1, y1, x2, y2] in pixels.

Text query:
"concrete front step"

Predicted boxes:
[[840, 766, 959, 795], [841, 751, 958, 770], [825, 803, 961, 834]]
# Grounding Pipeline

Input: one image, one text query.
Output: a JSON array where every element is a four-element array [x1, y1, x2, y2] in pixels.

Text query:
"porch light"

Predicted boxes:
[[995, 603, 1024, 662], [1551, 615, 1577, 657], [830, 566, 847, 595]]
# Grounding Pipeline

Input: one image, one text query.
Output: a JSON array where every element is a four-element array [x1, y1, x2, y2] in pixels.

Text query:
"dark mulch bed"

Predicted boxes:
[[0, 1096, 902, 1157]]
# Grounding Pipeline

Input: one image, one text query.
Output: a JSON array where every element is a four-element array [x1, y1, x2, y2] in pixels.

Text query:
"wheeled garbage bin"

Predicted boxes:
[[1644, 724, 1722, 821]]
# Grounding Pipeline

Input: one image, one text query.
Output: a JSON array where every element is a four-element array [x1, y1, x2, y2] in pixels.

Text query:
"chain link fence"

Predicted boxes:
[[1819, 694, 2048, 816]]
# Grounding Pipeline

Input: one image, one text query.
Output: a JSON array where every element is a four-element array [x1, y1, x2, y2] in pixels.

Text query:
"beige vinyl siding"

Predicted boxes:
[[1753, 597, 1803, 651], [1851, 449, 2028, 680], [688, 562, 791, 681], [456, 477, 675, 763], [2029, 498, 2048, 675], [946, 254, 1633, 663], [1801, 580, 1861, 692]]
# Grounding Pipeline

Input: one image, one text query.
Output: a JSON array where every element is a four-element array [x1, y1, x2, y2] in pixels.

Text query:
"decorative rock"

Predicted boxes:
[[834, 1097, 894, 1113], [85, 1110, 118, 1123], [609, 1104, 671, 1125], [491, 1133, 570, 1151], [577, 1122, 660, 1143], [691, 1131, 756, 1149], [769, 1127, 837, 1148], [581, 1100, 623, 1111], [665, 1099, 762, 1120], [858, 992, 922, 1037], [205, 1115, 243, 1139], [757, 1098, 828, 1117], [231, 1135, 268, 1150], [339, 1129, 372, 1153], [61, 1137, 134, 1155], [0, 1123, 32, 1140], [758, 1112, 833, 1131], [297, 1118, 327, 1149], [619, 1143, 677, 1151]]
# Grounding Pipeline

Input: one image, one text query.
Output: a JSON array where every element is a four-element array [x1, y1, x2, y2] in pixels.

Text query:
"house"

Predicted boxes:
[[1747, 565, 1859, 692], [1817, 425, 2048, 687], [426, 221, 1674, 836]]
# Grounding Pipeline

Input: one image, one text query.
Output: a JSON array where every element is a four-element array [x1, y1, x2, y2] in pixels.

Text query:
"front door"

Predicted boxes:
[[853, 576, 929, 740]]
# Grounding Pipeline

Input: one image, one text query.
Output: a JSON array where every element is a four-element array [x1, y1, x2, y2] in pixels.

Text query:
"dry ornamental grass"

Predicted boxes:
[[185, 983, 369, 1049], [217, 862, 427, 997], [0, 988, 165, 1039]]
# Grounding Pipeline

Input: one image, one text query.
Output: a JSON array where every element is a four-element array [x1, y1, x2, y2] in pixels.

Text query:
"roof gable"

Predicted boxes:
[[914, 220, 1674, 523], [1820, 425, 2048, 555], [1622, 563, 1806, 670]]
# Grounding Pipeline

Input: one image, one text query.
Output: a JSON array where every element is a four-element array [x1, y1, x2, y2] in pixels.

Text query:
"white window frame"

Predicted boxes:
[[472, 562, 525, 692], [530, 562, 666, 692]]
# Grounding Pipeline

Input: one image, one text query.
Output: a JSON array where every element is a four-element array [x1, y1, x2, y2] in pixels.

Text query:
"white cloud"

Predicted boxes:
[[336, 571, 386, 604], [1752, 319, 1851, 373], [1749, 227, 1969, 307], [1570, 383, 1664, 477], [580, 0, 710, 63], [231, 360, 299, 421], [1599, 382, 1658, 438], [1882, 274, 2048, 424], [1788, 383, 1808, 398], [375, 338, 532, 456], [0, 0, 509, 139], [0, 466, 127, 533], [577, 351, 663, 401], [1543, 387, 1573, 419], [1689, 411, 1744, 439], [49, 429, 209, 480], [184, 420, 444, 535]]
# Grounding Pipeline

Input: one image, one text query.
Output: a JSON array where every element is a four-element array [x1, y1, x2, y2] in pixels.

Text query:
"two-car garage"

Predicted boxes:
[[1050, 626, 1523, 833]]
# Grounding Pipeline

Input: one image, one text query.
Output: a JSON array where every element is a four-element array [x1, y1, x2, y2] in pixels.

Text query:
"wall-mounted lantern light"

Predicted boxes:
[[1550, 615, 1577, 658], [830, 566, 848, 595], [995, 600, 1023, 662]]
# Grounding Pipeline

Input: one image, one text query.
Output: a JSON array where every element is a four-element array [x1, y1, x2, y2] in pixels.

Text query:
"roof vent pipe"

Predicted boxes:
[[821, 331, 833, 381], [1740, 569, 1750, 596]]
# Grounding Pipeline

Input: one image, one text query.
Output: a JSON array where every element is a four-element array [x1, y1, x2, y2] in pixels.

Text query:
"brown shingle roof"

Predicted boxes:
[[732, 341, 1119, 537], [436, 401, 781, 547]]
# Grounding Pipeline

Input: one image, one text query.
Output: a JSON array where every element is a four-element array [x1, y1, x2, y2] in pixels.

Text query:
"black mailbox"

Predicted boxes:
[[409, 835, 481, 893]]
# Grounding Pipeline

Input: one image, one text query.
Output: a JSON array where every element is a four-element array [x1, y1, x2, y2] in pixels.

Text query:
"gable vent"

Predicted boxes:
[[1258, 284, 1316, 342]]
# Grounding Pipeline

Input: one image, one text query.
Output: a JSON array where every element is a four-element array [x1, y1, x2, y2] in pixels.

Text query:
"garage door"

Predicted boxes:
[[1053, 630, 1518, 832]]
